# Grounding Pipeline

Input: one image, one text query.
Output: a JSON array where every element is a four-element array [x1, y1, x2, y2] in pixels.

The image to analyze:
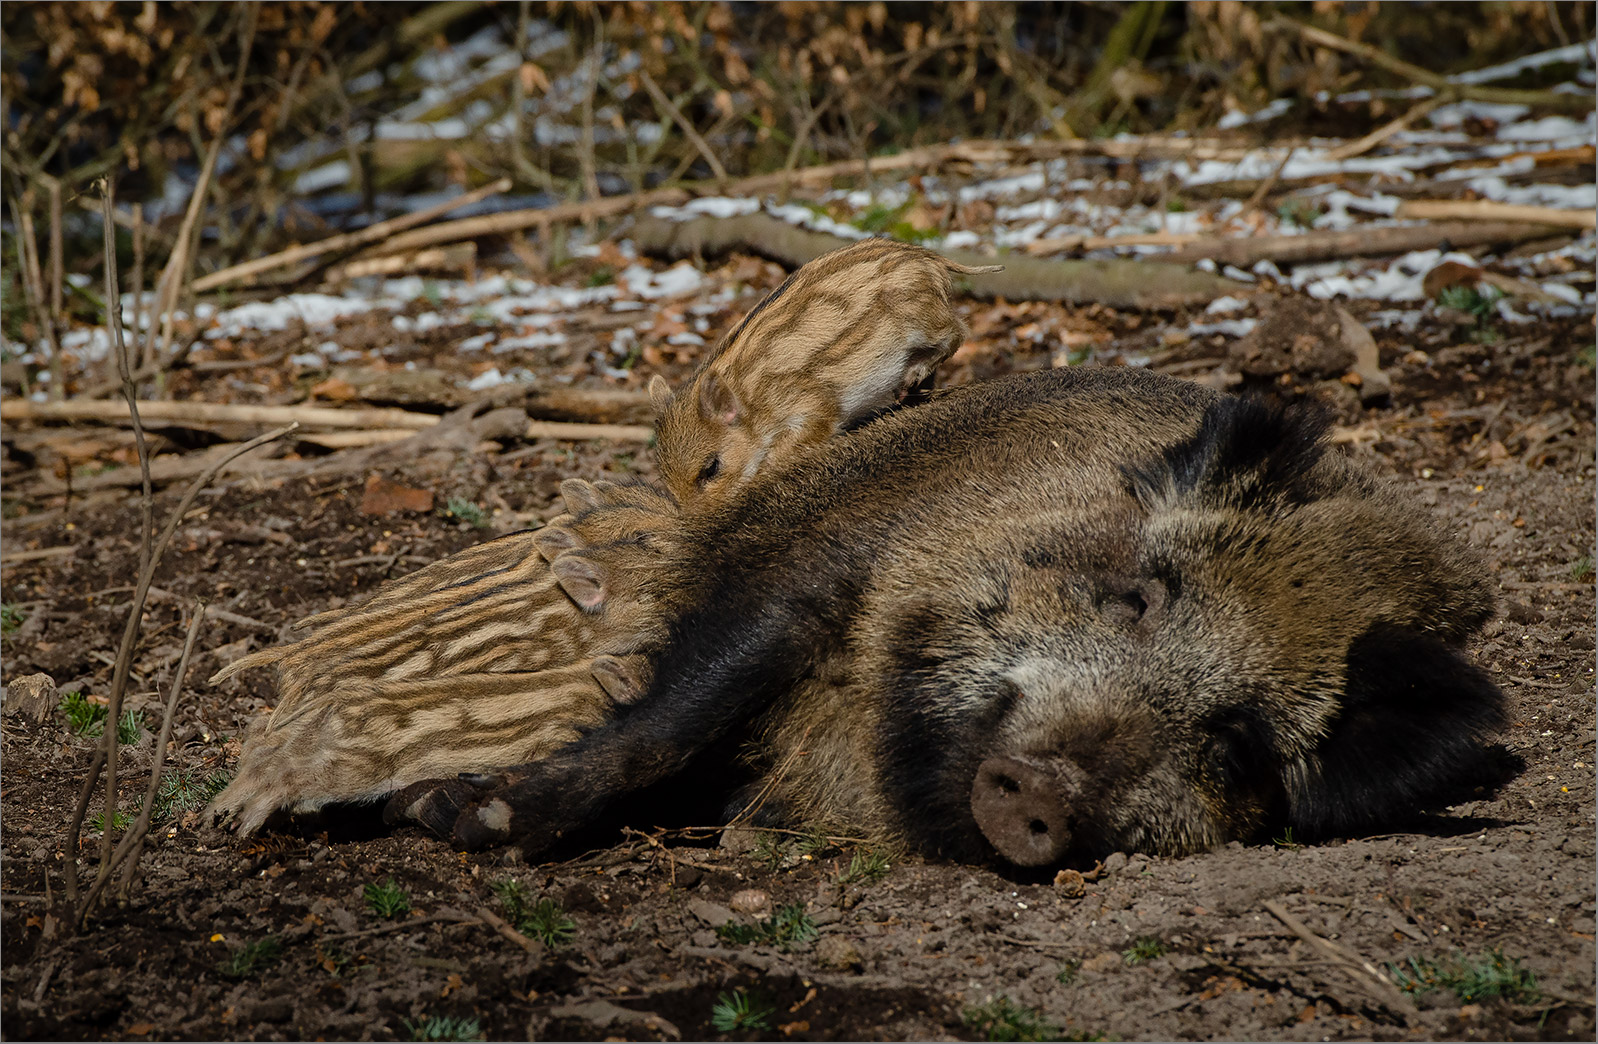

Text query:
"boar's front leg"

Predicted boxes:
[[386, 586, 824, 853]]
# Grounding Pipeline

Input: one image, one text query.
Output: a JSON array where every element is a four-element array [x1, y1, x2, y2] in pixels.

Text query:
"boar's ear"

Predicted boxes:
[[1130, 396, 1331, 511], [1286, 621, 1508, 838], [551, 552, 609, 612], [648, 374, 674, 415], [560, 478, 604, 515], [697, 371, 742, 427]]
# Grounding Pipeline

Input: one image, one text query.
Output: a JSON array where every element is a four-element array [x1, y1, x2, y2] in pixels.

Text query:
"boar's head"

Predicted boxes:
[[870, 397, 1504, 867]]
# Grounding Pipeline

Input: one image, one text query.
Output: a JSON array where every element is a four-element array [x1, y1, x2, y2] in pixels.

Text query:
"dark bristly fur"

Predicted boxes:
[[405, 368, 1502, 866]]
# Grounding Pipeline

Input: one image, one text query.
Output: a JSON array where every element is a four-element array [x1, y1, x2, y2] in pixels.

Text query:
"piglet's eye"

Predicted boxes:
[[696, 456, 722, 486]]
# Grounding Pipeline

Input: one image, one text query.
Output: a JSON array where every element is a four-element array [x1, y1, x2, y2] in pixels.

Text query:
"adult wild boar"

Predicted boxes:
[[389, 367, 1505, 868]]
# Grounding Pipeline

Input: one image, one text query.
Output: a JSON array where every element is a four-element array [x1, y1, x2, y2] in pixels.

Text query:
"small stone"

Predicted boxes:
[[814, 934, 862, 971], [3, 673, 56, 722], [1052, 869, 1085, 898], [729, 889, 770, 916], [1102, 851, 1128, 873], [1080, 951, 1122, 974], [686, 899, 734, 928]]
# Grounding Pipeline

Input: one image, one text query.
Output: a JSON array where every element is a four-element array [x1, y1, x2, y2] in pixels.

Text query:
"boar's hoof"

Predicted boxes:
[[382, 776, 485, 839], [971, 756, 1075, 867]]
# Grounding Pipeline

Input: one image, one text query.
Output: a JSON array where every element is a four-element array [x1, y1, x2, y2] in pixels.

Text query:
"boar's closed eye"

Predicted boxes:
[[696, 456, 722, 486]]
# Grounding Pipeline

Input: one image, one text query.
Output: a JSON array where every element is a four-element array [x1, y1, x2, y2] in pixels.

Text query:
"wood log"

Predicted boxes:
[[631, 212, 1248, 310], [1395, 199, 1596, 230], [1158, 220, 1571, 267]]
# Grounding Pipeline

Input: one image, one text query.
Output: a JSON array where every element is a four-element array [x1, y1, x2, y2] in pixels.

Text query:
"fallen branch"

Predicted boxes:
[[1395, 199, 1596, 230], [323, 242, 477, 283], [1262, 898, 1418, 1022], [191, 179, 510, 293], [365, 186, 693, 257], [474, 905, 544, 954], [523, 420, 652, 442], [1, 399, 440, 431], [1023, 230, 1206, 256], [1159, 219, 1570, 268], [632, 212, 1248, 309], [1269, 16, 1593, 115], [1322, 96, 1448, 162]]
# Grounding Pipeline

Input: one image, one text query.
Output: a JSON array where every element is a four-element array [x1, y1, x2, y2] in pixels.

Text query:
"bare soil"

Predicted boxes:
[[2, 258, 1593, 1042]]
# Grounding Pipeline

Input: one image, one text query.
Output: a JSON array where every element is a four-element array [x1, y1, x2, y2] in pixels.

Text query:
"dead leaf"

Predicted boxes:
[[359, 474, 434, 516]]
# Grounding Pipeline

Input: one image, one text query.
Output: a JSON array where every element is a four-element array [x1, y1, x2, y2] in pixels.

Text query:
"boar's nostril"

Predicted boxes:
[[971, 756, 1072, 867]]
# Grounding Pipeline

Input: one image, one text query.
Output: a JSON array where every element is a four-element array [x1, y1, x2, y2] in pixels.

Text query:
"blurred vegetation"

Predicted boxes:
[[1, 2, 1591, 274]]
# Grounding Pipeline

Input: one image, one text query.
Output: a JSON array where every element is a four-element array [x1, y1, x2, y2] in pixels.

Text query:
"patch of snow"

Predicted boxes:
[[1221, 266, 1255, 283], [1450, 42, 1595, 85], [457, 333, 496, 353], [650, 197, 761, 220], [621, 262, 704, 299], [1495, 112, 1598, 142], [666, 331, 705, 347], [763, 203, 868, 240], [1293, 248, 1477, 302], [466, 367, 514, 390], [289, 352, 324, 368], [208, 293, 379, 337], [1428, 101, 1532, 129], [1539, 282, 1586, 305], [492, 331, 567, 354], [1369, 309, 1424, 330], [1216, 98, 1293, 130], [1464, 175, 1597, 210], [957, 170, 1046, 203], [1186, 318, 1258, 338], [1205, 295, 1248, 314]]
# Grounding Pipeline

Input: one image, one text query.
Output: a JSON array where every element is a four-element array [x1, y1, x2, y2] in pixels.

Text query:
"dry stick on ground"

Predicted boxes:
[[1396, 198, 1597, 230], [1262, 898, 1419, 1022], [1, 399, 440, 430], [1269, 16, 1593, 115], [637, 68, 728, 183], [190, 178, 511, 293], [1242, 146, 1296, 216], [1322, 95, 1449, 162], [475, 906, 544, 954], [58, 425, 296, 921], [78, 604, 208, 914], [1158, 219, 1570, 268]]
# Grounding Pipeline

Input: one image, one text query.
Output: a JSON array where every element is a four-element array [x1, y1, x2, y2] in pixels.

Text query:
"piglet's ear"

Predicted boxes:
[[533, 525, 582, 563], [551, 553, 608, 613], [591, 654, 649, 704], [559, 478, 603, 515], [648, 374, 674, 415], [698, 371, 741, 427]]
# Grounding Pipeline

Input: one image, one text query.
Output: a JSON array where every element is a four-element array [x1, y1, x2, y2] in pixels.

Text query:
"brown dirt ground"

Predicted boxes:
[[1, 259, 1593, 1042]]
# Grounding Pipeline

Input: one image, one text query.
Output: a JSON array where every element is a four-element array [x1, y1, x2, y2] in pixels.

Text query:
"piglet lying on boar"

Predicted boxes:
[[390, 367, 1505, 868]]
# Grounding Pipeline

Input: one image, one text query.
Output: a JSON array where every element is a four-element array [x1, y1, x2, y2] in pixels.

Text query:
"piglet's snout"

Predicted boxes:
[[970, 755, 1080, 867]]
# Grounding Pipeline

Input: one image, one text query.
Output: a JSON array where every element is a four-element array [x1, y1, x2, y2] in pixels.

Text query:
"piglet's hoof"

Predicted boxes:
[[383, 777, 486, 839]]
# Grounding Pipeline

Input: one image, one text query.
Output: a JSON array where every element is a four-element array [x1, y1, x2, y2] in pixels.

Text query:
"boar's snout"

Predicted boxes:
[[971, 755, 1081, 867]]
